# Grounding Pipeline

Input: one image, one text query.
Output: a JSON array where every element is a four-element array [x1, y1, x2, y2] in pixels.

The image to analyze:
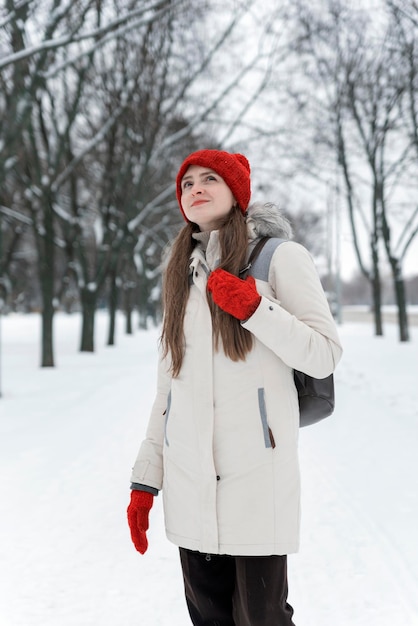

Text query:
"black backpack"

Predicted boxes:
[[244, 236, 335, 428]]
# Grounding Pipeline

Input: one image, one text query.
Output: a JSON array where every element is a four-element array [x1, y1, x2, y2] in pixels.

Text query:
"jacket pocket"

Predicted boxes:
[[258, 388, 276, 449], [164, 390, 172, 446]]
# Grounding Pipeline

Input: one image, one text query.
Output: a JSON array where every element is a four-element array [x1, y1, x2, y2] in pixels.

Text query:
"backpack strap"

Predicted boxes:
[[242, 236, 287, 281]]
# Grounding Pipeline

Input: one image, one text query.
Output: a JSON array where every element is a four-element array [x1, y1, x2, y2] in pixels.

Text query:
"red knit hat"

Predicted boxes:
[[176, 149, 251, 221]]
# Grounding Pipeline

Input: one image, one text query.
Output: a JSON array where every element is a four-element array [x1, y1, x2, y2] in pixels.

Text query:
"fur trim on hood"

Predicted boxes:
[[246, 202, 293, 241]]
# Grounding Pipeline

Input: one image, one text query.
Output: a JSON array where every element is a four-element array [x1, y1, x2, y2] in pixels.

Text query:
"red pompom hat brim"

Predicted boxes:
[[176, 149, 251, 221]]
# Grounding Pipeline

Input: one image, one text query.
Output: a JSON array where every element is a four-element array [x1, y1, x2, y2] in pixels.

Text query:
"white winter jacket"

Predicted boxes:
[[131, 203, 342, 556]]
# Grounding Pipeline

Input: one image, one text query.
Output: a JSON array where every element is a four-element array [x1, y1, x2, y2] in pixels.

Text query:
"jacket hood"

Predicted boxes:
[[246, 202, 293, 241]]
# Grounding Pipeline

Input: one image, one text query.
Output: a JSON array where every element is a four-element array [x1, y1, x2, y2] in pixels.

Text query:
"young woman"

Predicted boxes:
[[127, 149, 342, 625]]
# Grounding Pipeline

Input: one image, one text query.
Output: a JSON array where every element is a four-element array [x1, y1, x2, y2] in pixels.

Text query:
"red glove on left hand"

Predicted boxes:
[[207, 268, 261, 321]]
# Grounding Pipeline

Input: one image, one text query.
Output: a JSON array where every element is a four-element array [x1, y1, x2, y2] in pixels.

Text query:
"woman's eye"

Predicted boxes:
[[206, 175, 216, 181], [182, 181, 192, 189]]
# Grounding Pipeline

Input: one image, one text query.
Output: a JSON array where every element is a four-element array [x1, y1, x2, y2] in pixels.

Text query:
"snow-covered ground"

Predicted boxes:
[[0, 312, 417, 626]]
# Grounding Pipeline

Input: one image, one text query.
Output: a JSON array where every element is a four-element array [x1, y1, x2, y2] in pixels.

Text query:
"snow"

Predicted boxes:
[[0, 312, 417, 626]]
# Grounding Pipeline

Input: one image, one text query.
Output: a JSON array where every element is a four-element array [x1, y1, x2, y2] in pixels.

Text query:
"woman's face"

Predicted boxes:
[[180, 165, 235, 231]]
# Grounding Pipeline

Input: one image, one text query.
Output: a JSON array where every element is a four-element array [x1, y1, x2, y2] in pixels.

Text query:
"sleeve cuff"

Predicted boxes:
[[130, 482, 159, 496]]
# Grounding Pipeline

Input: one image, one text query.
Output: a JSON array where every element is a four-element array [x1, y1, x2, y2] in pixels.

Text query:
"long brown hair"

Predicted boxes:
[[161, 205, 253, 377]]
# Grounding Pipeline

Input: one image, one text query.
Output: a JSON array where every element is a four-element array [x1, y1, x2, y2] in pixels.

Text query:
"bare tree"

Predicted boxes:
[[1, 0, 293, 365], [53, 0, 290, 353], [1, 0, 179, 364], [283, 0, 418, 341]]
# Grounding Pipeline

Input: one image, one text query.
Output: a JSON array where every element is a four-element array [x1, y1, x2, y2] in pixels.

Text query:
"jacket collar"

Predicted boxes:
[[190, 230, 220, 273]]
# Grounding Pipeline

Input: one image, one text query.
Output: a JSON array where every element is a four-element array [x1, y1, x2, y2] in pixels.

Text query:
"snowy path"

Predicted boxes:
[[293, 324, 418, 625], [0, 313, 417, 625]]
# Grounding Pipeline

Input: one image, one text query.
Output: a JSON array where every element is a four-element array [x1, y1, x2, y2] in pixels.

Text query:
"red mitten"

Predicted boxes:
[[207, 268, 261, 321], [127, 490, 154, 554]]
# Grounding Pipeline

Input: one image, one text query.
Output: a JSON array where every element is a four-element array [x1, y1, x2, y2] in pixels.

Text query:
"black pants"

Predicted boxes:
[[179, 548, 296, 626]]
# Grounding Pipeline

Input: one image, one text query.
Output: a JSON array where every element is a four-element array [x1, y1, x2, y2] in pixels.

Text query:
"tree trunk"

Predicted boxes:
[[124, 286, 134, 335], [39, 203, 55, 367], [107, 272, 119, 346], [380, 200, 410, 341], [391, 259, 410, 342], [371, 242, 383, 337], [41, 298, 55, 367], [80, 287, 98, 352]]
